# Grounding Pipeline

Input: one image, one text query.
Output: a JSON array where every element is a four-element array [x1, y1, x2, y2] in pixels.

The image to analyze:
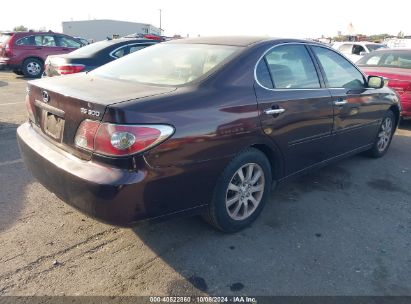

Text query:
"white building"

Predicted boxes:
[[62, 19, 162, 42]]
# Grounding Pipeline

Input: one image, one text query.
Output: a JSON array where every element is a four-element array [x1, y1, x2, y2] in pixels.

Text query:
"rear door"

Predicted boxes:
[[310, 45, 382, 153], [254, 43, 335, 175]]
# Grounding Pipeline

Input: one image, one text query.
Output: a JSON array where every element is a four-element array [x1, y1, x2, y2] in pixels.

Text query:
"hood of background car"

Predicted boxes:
[[360, 66, 411, 81], [29, 73, 177, 105]]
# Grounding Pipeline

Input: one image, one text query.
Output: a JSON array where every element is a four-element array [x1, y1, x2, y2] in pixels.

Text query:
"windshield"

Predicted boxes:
[[90, 43, 242, 85], [357, 51, 411, 69], [366, 44, 387, 52]]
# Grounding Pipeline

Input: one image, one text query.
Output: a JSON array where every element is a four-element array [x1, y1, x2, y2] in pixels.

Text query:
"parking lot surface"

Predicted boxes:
[[0, 70, 410, 296]]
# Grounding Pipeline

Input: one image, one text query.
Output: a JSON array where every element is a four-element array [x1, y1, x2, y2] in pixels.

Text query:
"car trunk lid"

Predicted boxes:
[[27, 74, 176, 160]]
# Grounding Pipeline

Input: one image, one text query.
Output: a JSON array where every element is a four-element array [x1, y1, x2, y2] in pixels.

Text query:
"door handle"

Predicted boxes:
[[334, 99, 347, 106], [264, 108, 286, 115]]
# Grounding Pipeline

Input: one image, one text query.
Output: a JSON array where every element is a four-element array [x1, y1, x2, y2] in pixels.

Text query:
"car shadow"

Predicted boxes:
[[0, 122, 33, 232], [130, 133, 411, 296], [399, 119, 411, 131]]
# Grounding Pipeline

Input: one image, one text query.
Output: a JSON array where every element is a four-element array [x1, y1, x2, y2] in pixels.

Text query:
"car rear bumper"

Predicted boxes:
[[17, 122, 154, 226], [0, 57, 20, 70]]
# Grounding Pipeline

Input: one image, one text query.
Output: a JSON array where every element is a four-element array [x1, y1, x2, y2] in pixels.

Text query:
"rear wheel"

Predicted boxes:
[[22, 58, 43, 78], [204, 148, 272, 232], [366, 110, 395, 158]]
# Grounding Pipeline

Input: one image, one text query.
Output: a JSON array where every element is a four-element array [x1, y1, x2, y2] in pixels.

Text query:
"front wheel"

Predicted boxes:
[[204, 148, 272, 233], [366, 110, 395, 158]]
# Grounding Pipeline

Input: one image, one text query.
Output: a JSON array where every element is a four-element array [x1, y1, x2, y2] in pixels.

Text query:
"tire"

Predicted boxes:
[[366, 110, 396, 158], [204, 148, 272, 233], [12, 69, 23, 76], [22, 58, 43, 78]]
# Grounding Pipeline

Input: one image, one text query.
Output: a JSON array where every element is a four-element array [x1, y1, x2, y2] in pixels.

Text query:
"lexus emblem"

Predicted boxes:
[[42, 90, 50, 103]]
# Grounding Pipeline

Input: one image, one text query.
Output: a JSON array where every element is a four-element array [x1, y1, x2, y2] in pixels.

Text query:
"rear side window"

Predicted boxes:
[[16, 36, 34, 45], [35, 35, 56, 46], [112, 46, 128, 58], [129, 45, 147, 54], [256, 59, 274, 89], [257, 44, 320, 89], [312, 46, 365, 89]]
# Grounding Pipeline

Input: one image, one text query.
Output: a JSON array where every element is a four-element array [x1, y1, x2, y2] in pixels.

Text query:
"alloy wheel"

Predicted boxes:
[[26, 62, 41, 76], [225, 163, 265, 221], [377, 117, 393, 152]]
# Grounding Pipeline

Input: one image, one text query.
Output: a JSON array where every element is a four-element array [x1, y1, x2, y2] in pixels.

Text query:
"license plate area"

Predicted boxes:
[[43, 112, 64, 141]]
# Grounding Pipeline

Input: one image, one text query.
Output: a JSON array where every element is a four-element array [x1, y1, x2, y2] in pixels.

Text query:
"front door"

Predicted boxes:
[[254, 43, 335, 176], [310, 45, 382, 153]]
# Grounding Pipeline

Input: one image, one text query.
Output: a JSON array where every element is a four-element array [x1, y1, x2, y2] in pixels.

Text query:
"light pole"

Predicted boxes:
[[159, 9, 162, 35]]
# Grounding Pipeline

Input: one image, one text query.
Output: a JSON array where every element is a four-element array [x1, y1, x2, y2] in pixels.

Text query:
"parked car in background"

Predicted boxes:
[[357, 48, 411, 119], [332, 41, 387, 62], [18, 37, 400, 232], [74, 37, 91, 46], [0, 31, 82, 78], [44, 38, 157, 77]]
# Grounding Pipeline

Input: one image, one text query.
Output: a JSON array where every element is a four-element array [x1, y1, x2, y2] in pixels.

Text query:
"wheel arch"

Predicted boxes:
[[389, 104, 400, 128], [250, 142, 284, 181], [22, 56, 44, 64]]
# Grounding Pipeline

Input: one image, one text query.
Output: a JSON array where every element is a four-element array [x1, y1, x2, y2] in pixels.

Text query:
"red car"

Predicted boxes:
[[357, 48, 411, 119], [0, 31, 83, 78]]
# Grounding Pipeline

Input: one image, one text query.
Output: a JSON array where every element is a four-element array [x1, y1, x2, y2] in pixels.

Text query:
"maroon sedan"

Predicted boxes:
[[357, 48, 411, 119], [17, 37, 400, 232]]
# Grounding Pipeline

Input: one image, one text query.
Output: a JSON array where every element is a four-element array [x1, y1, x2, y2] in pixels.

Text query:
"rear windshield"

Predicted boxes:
[[366, 44, 387, 52], [0, 33, 12, 44], [357, 51, 411, 69], [90, 43, 242, 85], [67, 40, 116, 56]]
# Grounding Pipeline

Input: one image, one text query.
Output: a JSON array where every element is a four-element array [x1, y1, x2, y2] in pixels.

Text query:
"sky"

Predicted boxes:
[[1, 0, 410, 38]]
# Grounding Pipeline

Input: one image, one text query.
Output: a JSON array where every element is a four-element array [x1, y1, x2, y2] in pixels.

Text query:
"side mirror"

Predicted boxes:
[[359, 51, 367, 56], [368, 76, 385, 89]]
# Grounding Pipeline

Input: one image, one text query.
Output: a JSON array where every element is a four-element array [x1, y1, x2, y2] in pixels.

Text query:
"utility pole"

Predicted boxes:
[[159, 9, 162, 35]]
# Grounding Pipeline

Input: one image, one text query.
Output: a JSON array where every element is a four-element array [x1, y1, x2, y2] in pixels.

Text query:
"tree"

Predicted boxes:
[[13, 25, 28, 32]]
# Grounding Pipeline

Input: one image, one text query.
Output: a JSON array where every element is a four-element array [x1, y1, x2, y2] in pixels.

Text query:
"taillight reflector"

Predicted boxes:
[[57, 64, 85, 75]]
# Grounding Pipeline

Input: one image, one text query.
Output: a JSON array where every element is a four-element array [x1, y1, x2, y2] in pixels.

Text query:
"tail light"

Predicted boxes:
[[25, 87, 35, 122], [4, 43, 13, 57], [74, 120, 174, 156], [57, 64, 85, 75]]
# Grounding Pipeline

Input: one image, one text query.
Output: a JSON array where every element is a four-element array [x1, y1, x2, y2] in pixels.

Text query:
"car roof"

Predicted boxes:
[[94, 37, 153, 46], [374, 48, 411, 52], [166, 36, 316, 47]]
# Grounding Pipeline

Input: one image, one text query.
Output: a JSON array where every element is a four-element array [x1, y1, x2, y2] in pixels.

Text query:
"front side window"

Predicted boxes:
[[91, 43, 241, 86], [56, 36, 81, 48], [352, 45, 365, 55], [312, 46, 365, 89], [257, 44, 320, 89]]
